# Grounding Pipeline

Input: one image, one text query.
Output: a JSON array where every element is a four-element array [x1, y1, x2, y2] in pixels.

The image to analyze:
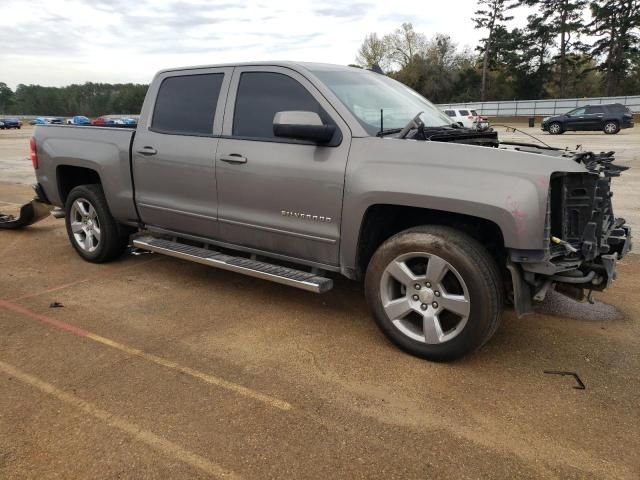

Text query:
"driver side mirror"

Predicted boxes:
[[273, 111, 335, 144]]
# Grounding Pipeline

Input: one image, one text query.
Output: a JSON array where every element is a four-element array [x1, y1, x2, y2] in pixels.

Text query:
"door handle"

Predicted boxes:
[[219, 153, 247, 164], [137, 146, 157, 156]]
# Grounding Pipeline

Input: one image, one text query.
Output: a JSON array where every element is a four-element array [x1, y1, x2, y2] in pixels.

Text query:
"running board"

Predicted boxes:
[[132, 236, 333, 293]]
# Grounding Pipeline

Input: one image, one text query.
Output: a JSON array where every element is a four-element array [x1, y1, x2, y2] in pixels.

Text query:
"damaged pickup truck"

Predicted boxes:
[[26, 62, 632, 361]]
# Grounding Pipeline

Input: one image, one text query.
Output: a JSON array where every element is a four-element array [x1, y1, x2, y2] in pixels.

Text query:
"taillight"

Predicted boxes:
[[29, 137, 38, 169]]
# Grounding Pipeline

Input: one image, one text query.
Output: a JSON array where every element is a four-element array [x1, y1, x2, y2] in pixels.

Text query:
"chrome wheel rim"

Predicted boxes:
[[549, 123, 560, 134], [380, 252, 470, 344], [70, 198, 101, 253], [604, 122, 617, 134]]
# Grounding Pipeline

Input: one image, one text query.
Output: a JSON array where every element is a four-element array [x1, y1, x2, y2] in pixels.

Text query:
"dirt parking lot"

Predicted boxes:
[[1, 125, 639, 479]]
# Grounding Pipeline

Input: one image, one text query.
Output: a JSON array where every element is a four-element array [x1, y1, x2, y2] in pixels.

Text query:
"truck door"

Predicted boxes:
[[132, 67, 232, 238], [215, 66, 351, 266]]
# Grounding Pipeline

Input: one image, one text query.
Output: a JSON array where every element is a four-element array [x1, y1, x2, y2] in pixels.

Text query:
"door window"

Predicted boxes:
[[568, 107, 586, 116], [152, 73, 224, 135], [232, 72, 332, 140], [585, 106, 604, 114], [458, 110, 469, 116], [444, 110, 456, 117]]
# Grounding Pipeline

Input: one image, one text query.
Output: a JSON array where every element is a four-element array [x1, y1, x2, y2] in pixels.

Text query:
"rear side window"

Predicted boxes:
[[606, 104, 630, 113], [586, 106, 604, 114], [233, 72, 331, 139], [470, 110, 478, 116], [152, 73, 224, 135], [458, 110, 469, 116], [444, 110, 456, 117]]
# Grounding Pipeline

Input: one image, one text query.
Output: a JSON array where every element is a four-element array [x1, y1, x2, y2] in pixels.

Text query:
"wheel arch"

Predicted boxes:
[[56, 165, 102, 205], [352, 204, 506, 280]]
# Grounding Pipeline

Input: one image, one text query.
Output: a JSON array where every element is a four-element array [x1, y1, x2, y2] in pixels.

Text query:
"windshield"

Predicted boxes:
[[311, 69, 453, 135]]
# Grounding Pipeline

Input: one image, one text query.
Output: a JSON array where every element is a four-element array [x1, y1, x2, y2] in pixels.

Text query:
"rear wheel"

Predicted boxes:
[[603, 121, 619, 135], [64, 184, 130, 263], [548, 122, 563, 135], [364, 226, 503, 362]]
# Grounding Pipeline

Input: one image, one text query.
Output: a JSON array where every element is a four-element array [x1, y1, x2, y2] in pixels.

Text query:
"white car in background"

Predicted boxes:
[[443, 108, 489, 130]]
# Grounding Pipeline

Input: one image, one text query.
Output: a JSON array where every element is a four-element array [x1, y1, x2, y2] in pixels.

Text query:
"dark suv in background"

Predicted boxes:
[[541, 103, 634, 135], [0, 117, 22, 129]]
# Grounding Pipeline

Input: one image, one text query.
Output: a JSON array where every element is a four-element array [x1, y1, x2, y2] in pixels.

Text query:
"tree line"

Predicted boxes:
[[355, 0, 640, 103], [0, 82, 148, 116]]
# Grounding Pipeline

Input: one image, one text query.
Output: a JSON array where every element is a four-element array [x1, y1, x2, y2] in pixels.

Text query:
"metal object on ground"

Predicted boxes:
[[544, 370, 586, 390], [0, 200, 51, 230]]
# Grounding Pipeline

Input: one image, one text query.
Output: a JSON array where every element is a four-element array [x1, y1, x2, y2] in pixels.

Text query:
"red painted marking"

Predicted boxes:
[[0, 300, 90, 337]]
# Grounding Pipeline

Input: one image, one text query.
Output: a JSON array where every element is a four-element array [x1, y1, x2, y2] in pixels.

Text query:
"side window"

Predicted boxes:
[[458, 110, 469, 116], [586, 106, 604, 114], [152, 73, 224, 135], [444, 110, 456, 117], [233, 72, 332, 140], [570, 107, 586, 116]]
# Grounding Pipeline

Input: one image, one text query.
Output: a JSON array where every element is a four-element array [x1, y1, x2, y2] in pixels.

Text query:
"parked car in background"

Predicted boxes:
[[1, 117, 22, 129], [443, 108, 489, 130], [66, 116, 91, 125], [92, 116, 116, 126], [542, 103, 634, 135], [0, 120, 4, 129]]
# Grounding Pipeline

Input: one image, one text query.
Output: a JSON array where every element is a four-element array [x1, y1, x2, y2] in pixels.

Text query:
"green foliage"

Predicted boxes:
[[588, 0, 640, 96], [354, 3, 640, 101], [0, 82, 148, 116]]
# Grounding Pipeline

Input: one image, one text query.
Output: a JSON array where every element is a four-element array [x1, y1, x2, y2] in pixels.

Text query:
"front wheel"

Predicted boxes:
[[548, 122, 563, 135], [64, 184, 130, 263], [364, 226, 503, 361]]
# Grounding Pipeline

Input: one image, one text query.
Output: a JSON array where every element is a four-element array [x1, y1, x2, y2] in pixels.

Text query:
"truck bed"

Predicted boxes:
[[33, 124, 139, 224]]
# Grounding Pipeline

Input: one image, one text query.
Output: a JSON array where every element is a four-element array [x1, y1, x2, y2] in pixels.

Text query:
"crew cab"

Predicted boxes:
[[542, 103, 635, 135], [30, 62, 632, 361]]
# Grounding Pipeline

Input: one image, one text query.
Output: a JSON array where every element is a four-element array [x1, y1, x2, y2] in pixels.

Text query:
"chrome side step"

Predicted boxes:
[[132, 236, 333, 293]]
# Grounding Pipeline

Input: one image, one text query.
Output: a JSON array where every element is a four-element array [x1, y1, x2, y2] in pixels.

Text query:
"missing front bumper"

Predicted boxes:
[[0, 200, 51, 230]]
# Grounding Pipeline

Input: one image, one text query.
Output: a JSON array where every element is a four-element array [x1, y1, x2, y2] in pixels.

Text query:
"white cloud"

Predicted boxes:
[[0, 0, 530, 88]]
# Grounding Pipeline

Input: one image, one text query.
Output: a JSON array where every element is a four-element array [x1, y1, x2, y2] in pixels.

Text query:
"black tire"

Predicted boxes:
[[64, 184, 130, 263], [364, 226, 503, 362], [603, 120, 619, 135], [548, 122, 563, 135]]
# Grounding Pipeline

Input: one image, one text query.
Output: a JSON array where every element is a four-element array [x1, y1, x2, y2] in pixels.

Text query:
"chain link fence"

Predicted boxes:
[[438, 95, 640, 117]]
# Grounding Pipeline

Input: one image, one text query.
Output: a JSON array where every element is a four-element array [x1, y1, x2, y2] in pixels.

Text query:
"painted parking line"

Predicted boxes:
[[0, 360, 241, 479], [0, 300, 292, 412]]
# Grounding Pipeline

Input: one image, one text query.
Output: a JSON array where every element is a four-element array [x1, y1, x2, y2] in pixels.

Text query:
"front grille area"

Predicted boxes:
[[550, 172, 624, 261]]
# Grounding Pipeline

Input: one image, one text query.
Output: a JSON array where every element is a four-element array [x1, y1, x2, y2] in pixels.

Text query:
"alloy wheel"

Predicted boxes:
[[380, 252, 471, 344], [69, 198, 101, 253]]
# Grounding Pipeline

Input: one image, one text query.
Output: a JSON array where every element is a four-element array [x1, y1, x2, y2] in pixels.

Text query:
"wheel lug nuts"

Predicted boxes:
[[412, 294, 419, 301], [414, 284, 421, 290], [420, 303, 428, 311], [432, 302, 439, 308], [425, 282, 431, 288], [435, 291, 440, 297]]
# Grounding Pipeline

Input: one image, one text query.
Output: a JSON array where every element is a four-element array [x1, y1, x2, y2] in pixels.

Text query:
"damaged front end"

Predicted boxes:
[[509, 151, 632, 315]]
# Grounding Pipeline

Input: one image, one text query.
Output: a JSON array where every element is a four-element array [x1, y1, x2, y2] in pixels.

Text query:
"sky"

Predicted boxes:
[[0, 0, 531, 89]]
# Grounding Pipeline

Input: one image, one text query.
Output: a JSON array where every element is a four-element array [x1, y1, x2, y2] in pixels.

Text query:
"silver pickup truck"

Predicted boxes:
[[30, 61, 632, 361]]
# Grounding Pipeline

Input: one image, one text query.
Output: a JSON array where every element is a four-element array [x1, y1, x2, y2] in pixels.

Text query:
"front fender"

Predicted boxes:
[[339, 137, 586, 270]]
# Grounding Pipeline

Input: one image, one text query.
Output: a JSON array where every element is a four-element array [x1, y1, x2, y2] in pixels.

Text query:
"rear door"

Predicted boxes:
[[584, 105, 605, 129], [215, 66, 351, 266], [132, 67, 232, 238]]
